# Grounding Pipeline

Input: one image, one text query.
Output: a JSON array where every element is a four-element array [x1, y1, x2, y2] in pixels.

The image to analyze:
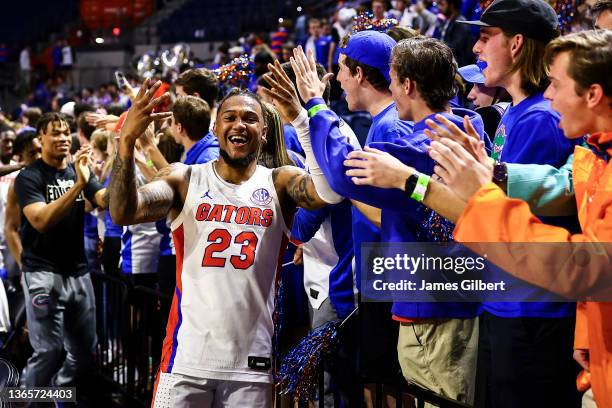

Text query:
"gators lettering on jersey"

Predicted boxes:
[[159, 161, 289, 384]]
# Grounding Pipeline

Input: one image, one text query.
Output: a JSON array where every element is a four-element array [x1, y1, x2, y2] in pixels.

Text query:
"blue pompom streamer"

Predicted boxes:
[[276, 307, 358, 403]]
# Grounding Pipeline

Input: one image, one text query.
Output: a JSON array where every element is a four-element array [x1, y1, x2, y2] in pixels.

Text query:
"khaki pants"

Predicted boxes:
[[397, 318, 478, 406]]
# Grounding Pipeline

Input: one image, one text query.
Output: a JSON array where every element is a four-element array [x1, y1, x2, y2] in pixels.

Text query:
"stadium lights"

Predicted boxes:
[[297, 6, 302, 12], [95, 37, 104, 44]]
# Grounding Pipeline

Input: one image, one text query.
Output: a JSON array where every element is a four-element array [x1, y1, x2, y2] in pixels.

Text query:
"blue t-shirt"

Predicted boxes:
[[283, 124, 305, 157], [355, 103, 414, 289], [84, 212, 98, 239], [183, 131, 220, 165], [485, 92, 578, 318], [307, 98, 483, 318], [366, 102, 414, 144], [315, 35, 333, 67]]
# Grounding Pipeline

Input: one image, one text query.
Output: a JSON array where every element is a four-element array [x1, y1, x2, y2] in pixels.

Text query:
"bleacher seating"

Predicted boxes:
[[0, 0, 79, 54], [158, 0, 288, 43]]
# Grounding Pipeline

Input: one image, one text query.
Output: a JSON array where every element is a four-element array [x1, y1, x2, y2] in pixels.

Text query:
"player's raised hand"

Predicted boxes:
[[120, 78, 172, 146], [290, 46, 333, 104], [260, 60, 302, 123]]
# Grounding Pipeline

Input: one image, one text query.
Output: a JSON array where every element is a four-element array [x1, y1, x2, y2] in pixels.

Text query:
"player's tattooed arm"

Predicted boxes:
[[273, 166, 329, 211], [109, 156, 190, 225]]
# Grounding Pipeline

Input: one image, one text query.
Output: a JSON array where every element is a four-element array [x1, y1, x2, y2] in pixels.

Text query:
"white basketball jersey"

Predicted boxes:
[[160, 161, 289, 384]]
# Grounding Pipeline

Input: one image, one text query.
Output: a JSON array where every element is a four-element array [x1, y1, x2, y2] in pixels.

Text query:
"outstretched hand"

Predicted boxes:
[[119, 78, 172, 147], [260, 59, 303, 123], [424, 114, 488, 165], [344, 147, 416, 190], [290, 46, 333, 104], [428, 137, 493, 202]]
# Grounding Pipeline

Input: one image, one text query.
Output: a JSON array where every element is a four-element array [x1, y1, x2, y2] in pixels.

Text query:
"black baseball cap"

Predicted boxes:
[[458, 0, 559, 42]]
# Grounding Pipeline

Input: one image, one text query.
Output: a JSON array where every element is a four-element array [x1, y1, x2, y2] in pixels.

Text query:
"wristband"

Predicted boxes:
[[307, 104, 328, 117], [146, 159, 155, 168], [404, 173, 430, 202], [411, 173, 430, 202]]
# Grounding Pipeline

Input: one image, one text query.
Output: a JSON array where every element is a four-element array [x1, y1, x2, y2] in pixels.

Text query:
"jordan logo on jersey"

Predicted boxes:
[[195, 203, 273, 227], [201, 190, 213, 199]]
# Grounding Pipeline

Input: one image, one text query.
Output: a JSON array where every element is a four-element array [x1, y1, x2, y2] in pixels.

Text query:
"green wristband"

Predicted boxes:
[[146, 159, 155, 168], [410, 173, 430, 202], [307, 104, 328, 117]]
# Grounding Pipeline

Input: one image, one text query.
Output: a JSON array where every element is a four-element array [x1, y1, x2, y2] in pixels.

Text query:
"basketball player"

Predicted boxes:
[[108, 79, 343, 407]]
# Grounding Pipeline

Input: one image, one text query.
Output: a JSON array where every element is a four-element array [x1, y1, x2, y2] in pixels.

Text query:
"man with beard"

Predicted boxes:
[[108, 79, 350, 407]]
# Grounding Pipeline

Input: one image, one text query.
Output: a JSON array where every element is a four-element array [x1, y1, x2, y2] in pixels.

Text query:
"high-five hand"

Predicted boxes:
[[260, 60, 303, 123], [75, 145, 93, 186], [290, 46, 333, 104], [344, 147, 416, 189], [428, 138, 493, 201], [120, 78, 172, 147], [424, 114, 488, 165]]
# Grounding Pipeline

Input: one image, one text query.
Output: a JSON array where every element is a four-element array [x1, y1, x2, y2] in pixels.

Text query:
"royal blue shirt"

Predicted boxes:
[[183, 131, 220, 165], [485, 92, 578, 318], [315, 35, 333, 67], [283, 124, 305, 157], [356, 103, 413, 290], [308, 97, 483, 319]]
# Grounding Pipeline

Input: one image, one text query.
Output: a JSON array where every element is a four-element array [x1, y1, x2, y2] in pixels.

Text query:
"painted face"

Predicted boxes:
[[543, 52, 592, 139], [467, 84, 497, 108], [472, 27, 514, 89], [337, 54, 363, 112], [389, 66, 411, 121], [213, 95, 267, 167], [40, 121, 71, 160]]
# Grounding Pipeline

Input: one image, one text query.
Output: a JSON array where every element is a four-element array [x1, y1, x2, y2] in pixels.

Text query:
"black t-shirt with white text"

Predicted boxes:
[[14, 159, 103, 275]]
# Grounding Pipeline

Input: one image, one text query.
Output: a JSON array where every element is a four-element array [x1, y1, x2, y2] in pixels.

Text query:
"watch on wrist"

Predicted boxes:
[[404, 173, 418, 197], [492, 161, 508, 186]]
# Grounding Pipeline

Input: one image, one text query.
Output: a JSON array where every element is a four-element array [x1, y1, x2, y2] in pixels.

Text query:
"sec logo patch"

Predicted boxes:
[[251, 188, 272, 206]]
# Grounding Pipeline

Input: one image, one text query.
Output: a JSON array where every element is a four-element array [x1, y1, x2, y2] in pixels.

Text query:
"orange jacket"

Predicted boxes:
[[453, 132, 612, 408]]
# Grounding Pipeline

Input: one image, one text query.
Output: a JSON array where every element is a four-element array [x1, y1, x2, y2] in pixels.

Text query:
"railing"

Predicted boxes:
[[92, 273, 170, 407], [91, 273, 471, 408]]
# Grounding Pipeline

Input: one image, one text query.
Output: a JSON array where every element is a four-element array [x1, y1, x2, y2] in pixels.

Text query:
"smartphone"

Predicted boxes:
[[115, 71, 129, 90]]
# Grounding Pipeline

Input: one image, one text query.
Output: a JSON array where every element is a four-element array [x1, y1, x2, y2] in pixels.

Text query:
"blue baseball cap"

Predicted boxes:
[[458, 64, 485, 85], [340, 31, 397, 84]]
